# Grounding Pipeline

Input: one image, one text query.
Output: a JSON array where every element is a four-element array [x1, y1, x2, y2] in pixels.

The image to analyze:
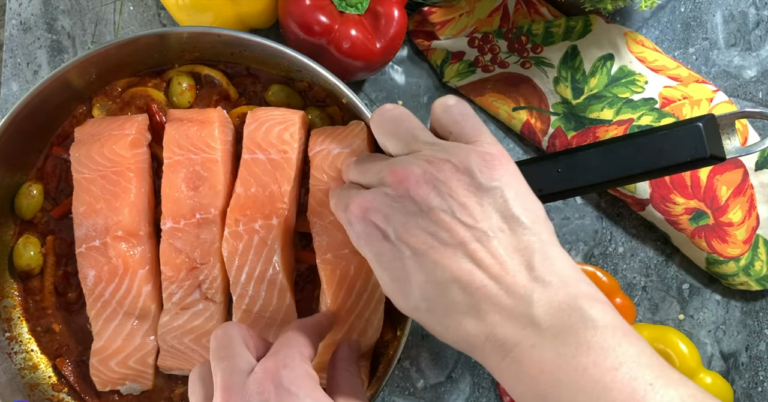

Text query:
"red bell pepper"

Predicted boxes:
[[278, 0, 408, 82]]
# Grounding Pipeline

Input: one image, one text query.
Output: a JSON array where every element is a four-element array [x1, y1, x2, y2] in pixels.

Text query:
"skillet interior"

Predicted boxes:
[[0, 27, 410, 402]]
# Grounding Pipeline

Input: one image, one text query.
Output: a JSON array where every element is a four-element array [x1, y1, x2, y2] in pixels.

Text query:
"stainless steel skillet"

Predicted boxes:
[[0, 27, 410, 402]]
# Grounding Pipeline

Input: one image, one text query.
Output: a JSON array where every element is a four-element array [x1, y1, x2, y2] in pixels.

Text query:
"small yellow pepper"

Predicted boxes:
[[634, 323, 734, 402], [160, 0, 277, 31]]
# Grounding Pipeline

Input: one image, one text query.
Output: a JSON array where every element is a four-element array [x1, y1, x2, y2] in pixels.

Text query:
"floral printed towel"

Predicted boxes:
[[409, 0, 768, 290]]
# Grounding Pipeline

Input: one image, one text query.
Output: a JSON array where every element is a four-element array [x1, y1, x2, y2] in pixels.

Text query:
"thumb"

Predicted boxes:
[[326, 340, 367, 402], [189, 361, 213, 402]]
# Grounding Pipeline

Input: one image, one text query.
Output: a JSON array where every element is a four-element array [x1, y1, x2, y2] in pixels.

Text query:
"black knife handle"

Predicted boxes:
[[517, 114, 727, 204]]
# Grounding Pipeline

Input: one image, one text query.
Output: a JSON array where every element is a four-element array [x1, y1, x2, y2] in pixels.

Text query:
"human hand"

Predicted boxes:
[[330, 95, 604, 358], [188, 313, 367, 402], [331, 95, 718, 402]]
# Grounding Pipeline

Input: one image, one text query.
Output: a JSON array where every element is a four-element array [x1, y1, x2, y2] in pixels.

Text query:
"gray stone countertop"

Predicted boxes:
[[2, 1, 768, 401]]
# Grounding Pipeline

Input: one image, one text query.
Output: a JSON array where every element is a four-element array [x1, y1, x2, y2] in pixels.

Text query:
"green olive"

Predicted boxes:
[[162, 65, 239, 100], [305, 106, 332, 130], [168, 72, 196, 109], [265, 84, 305, 110], [14, 181, 44, 221], [13, 234, 43, 276]]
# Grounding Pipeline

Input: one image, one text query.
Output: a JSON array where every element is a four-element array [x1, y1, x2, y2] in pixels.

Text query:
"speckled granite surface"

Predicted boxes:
[[1, 1, 767, 401]]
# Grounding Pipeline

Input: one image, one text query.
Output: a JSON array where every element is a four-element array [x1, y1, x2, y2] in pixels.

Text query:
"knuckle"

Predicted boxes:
[[391, 161, 436, 202], [384, 165, 421, 192], [468, 148, 512, 180], [429, 156, 460, 176], [346, 192, 377, 222]]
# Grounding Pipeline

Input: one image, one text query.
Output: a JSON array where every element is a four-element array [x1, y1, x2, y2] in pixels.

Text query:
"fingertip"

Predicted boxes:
[[310, 311, 335, 332], [429, 94, 499, 147], [431, 94, 467, 113], [430, 95, 471, 124], [267, 312, 337, 363], [371, 103, 403, 120], [327, 339, 367, 402], [369, 104, 405, 135], [370, 103, 436, 156], [341, 156, 357, 183], [189, 361, 214, 402], [210, 321, 253, 351]]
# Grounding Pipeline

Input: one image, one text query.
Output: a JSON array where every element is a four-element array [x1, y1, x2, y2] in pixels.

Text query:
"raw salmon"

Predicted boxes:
[[307, 121, 385, 386], [157, 108, 235, 374], [222, 107, 308, 341], [70, 114, 160, 394]]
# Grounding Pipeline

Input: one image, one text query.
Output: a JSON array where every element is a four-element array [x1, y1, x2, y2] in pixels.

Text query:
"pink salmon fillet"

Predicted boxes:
[[157, 108, 235, 374], [70, 114, 161, 394], [307, 121, 385, 386], [222, 107, 308, 341]]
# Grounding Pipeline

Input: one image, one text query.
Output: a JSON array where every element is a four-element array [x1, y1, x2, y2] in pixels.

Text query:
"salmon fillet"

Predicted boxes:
[[157, 108, 235, 374], [307, 121, 385, 386], [222, 107, 308, 341], [70, 115, 161, 394]]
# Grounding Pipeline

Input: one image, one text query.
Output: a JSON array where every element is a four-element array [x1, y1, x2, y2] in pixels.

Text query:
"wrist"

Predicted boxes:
[[471, 279, 717, 402], [474, 278, 620, 370], [459, 254, 627, 376]]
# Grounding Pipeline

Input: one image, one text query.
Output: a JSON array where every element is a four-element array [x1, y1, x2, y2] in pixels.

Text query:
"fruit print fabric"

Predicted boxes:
[[650, 159, 759, 260], [409, 0, 768, 290]]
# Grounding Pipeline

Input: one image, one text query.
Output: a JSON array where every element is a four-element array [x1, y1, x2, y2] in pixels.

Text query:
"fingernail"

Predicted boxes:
[[442, 94, 461, 105], [437, 94, 464, 110]]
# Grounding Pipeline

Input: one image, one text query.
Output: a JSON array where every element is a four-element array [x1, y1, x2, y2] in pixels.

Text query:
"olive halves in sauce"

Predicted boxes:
[[168, 72, 197, 109], [305, 106, 332, 129], [265, 84, 305, 110], [14, 181, 44, 221], [13, 234, 44, 276]]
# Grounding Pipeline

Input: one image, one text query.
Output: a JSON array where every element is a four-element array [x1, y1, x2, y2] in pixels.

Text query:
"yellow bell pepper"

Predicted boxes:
[[634, 323, 734, 402], [160, 0, 277, 31]]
